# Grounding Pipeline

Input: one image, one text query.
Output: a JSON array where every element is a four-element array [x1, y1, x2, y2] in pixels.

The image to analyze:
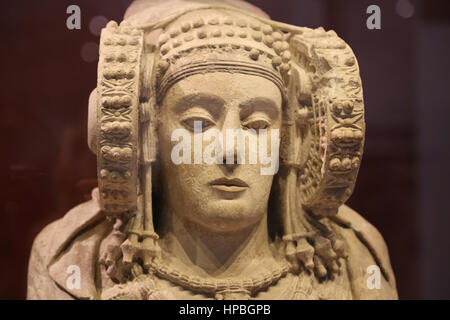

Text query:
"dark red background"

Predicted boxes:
[[1, 0, 449, 299]]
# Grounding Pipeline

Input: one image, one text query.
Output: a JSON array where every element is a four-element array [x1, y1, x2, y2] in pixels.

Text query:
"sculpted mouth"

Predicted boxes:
[[209, 178, 249, 192]]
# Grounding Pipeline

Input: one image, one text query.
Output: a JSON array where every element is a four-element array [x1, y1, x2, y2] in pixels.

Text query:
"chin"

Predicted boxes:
[[188, 200, 263, 233]]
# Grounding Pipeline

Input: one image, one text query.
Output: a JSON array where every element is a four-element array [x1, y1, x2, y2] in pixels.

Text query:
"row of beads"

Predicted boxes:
[[101, 121, 132, 137], [159, 29, 271, 55], [100, 168, 132, 181], [329, 157, 359, 171], [102, 95, 132, 108], [158, 18, 291, 72], [101, 188, 129, 200], [332, 101, 354, 115], [106, 20, 140, 35], [101, 146, 133, 163], [152, 261, 288, 294], [102, 21, 140, 48], [160, 17, 274, 42], [103, 68, 135, 80], [104, 52, 137, 63], [103, 36, 139, 46], [331, 127, 363, 143]]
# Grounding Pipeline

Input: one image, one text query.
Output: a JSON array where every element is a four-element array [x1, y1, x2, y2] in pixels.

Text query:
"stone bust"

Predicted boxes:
[[27, 0, 398, 300]]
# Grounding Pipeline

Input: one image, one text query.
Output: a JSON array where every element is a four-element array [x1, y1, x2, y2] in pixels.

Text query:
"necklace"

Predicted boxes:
[[147, 258, 290, 300]]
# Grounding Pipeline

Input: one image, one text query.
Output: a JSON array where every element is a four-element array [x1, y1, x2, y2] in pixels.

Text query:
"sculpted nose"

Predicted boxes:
[[221, 109, 242, 171], [222, 146, 239, 170]]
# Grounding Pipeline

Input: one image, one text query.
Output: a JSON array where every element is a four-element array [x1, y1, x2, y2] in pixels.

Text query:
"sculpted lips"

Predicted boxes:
[[209, 177, 249, 193]]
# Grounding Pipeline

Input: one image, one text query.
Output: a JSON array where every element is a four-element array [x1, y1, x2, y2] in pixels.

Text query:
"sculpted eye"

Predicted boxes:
[[242, 118, 271, 130], [181, 117, 215, 131], [180, 107, 216, 131]]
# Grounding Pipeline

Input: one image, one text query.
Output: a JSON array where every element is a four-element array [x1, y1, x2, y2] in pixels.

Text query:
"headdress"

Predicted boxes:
[[88, 0, 365, 290]]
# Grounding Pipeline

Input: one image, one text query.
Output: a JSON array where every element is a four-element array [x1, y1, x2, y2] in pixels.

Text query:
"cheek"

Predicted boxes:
[[244, 167, 274, 201], [157, 119, 210, 193], [169, 166, 204, 205]]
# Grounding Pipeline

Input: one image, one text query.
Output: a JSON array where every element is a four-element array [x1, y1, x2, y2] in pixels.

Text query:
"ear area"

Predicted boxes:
[[96, 20, 145, 215], [139, 45, 158, 166], [280, 63, 313, 169], [288, 28, 366, 217]]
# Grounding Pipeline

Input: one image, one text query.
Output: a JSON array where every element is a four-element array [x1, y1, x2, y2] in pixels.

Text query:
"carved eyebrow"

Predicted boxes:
[[239, 97, 280, 120], [172, 93, 225, 118]]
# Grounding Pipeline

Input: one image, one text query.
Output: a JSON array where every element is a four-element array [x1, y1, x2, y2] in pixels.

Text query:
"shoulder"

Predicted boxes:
[[31, 189, 104, 261], [330, 205, 398, 299], [29, 218, 60, 271], [27, 189, 106, 299]]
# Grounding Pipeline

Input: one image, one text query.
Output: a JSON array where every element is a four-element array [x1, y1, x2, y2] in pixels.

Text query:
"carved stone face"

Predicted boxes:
[[158, 72, 282, 232]]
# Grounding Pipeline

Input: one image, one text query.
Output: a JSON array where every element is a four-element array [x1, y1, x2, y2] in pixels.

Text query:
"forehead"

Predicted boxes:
[[162, 72, 282, 107]]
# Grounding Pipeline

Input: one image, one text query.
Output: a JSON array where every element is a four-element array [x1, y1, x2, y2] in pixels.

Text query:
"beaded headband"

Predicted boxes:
[[153, 11, 292, 102]]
